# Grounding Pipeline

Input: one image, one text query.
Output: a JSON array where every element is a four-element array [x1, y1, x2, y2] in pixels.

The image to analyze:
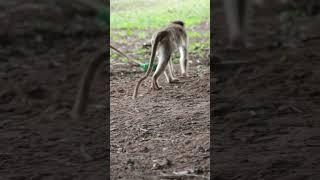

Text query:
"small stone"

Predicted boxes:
[[249, 110, 257, 116], [151, 158, 170, 170]]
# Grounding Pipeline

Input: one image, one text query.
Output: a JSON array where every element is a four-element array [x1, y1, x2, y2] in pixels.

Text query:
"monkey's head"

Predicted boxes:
[[171, 20, 184, 27]]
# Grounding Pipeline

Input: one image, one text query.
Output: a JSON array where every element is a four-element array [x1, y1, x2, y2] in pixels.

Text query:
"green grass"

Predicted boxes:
[[111, 0, 210, 30], [110, 0, 210, 64], [190, 41, 209, 51], [188, 31, 209, 39]]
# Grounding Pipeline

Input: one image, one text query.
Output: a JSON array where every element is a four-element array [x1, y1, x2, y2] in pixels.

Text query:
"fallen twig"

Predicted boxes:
[[157, 173, 209, 180]]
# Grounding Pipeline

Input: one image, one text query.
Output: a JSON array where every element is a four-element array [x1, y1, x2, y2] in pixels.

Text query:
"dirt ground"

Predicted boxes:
[[0, 1, 107, 179], [110, 24, 210, 179], [110, 65, 210, 179], [1, 0, 320, 179], [212, 1, 320, 179]]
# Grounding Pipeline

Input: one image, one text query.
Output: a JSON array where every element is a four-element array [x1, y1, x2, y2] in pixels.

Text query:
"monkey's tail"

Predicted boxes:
[[110, 45, 130, 60], [70, 51, 105, 120], [110, 45, 143, 67], [132, 31, 168, 99]]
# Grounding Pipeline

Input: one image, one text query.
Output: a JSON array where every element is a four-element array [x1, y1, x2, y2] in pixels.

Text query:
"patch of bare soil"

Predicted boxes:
[[212, 1, 320, 179], [110, 63, 210, 179], [0, 1, 107, 179], [109, 19, 210, 179]]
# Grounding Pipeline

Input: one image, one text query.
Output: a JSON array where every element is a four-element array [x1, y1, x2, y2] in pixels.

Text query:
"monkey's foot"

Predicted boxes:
[[180, 73, 189, 78], [168, 78, 179, 83], [151, 85, 162, 90]]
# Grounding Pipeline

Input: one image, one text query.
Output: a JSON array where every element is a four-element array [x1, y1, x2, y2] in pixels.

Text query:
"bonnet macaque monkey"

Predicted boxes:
[[70, 45, 127, 120], [132, 20, 189, 99]]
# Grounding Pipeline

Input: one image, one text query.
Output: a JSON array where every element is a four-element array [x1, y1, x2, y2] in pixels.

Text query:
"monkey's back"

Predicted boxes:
[[151, 24, 187, 50]]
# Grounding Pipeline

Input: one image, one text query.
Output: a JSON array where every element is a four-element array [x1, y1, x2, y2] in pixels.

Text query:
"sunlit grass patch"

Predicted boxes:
[[110, 0, 210, 64], [111, 0, 210, 30]]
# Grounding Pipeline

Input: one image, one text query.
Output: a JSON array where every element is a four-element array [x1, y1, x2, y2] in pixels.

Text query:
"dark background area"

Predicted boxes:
[[212, 0, 320, 179], [0, 0, 107, 179]]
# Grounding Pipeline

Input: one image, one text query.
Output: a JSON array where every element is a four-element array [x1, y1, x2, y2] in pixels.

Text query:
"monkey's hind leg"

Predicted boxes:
[[164, 60, 179, 83], [238, 0, 252, 48], [224, 0, 247, 49], [151, 49, 171, 90], [179, 46, 188, 77]]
